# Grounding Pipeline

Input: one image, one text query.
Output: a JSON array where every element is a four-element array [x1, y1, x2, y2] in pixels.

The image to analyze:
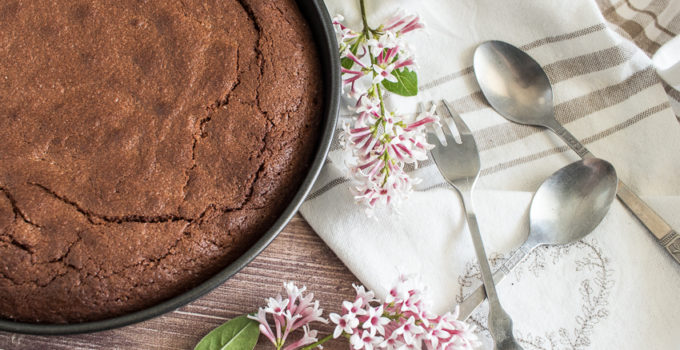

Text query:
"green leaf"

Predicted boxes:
[[381, 68, 418, 97], [341, 57, 355, 70], [194, 315, 260, 350]]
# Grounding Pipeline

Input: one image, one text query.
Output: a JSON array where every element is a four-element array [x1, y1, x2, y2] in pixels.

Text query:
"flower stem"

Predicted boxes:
[[300, 333, 335, 350], [359, 0, 384, 122], [385, 312, 402, 321], [360, 0, 369, 32], [376, 84, 386, 117], [359, 0, 392, 191]]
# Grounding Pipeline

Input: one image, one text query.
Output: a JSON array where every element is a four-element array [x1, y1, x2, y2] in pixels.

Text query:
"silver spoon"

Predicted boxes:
[[473, 40, 680, 265], [458, 158, 617, 320]]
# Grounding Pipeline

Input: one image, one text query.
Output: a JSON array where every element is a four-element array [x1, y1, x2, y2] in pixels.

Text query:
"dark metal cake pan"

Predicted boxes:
[[0, 0, 339, 335]]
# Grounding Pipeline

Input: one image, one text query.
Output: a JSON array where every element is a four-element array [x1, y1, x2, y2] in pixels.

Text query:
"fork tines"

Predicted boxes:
[[423, 100, 467, 146]]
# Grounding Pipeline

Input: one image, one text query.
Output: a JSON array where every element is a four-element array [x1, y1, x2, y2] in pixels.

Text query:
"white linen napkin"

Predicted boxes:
[[654, 35, 680, 89], [300, 0, 680, 348]]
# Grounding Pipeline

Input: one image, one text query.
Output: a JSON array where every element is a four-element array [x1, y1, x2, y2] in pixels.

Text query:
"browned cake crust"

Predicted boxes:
[[0, 0, 322, 323]]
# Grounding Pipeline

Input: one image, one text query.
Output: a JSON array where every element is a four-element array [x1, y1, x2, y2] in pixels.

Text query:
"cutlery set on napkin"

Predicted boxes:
[[427, 95, 618, 349], [303, 0, 680, 348], [427, 38, 677, 349]]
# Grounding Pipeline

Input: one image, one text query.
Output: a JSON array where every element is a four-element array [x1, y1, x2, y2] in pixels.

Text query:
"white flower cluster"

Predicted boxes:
[[250, 279, 480, 350], [248, 282, 327, 350], [329, 277, 481, 349], [334, 12, 439, 215]]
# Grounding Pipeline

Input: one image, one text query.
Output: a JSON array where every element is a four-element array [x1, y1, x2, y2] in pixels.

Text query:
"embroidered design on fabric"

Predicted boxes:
[[456, 239, 614, 350]]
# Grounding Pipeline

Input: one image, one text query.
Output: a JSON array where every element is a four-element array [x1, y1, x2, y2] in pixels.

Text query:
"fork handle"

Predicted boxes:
[[459, 191, 523, 350], [458, 243, 532, 320], [459, 191, 501, 305], [547, 121, 680, 264]]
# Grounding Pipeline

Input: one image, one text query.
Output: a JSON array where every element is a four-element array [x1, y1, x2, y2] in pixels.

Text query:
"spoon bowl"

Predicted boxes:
[[458, 158, 617, 320], [473, 40, 555, 126], [529, 158, 618, 247]]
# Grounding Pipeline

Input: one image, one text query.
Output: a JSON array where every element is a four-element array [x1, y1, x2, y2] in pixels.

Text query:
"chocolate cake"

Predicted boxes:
[[0, 0, 322, 323]]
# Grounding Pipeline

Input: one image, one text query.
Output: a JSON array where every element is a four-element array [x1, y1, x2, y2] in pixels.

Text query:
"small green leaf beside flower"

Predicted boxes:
[[381, 67, 418, 97], [194, 315, 260, 350]]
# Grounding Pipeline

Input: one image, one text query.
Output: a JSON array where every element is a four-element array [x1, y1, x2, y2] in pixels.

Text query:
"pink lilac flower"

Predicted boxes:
[[379, 335, 403, 349], [405, 105, 438, 131], [265, 295, 289, 316], [343, 299, 368, 316], [248, 282, 327, 350], [399, 16, 425, 35], [346, 51, 368, 68], [353, 283, 377, 306], [400, 289, 424, 315], [394, 56, 415, 70], [362, 305, 390, 335], [341, 67, 366, 96], [250, 308, 277, 345], [283, 325, 318, 350], [423, 308, 480, 350], [366, 31, 398, 56], [372, 63, 397, 84], [291, 298, 325, 330], [281, 311, 302, 341], [371, 46, 415, 84], [385, 279, 409, 305], [353, 94, 381, 124], [333, 14, 359, 46], [391, 316, 425, 345], [350, 329, 384, 350], [384, 13, 425, 35], [383, 12, 409, 31], [344, 124, 375, 150], [377, 47, 399, 66], [329, 312, 360, 338], [284, 282, 306, 310], [352, 167, 413, 212]]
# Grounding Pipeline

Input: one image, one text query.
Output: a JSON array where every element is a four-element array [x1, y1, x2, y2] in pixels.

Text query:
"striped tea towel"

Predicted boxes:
[[300, 0, 680, 348]]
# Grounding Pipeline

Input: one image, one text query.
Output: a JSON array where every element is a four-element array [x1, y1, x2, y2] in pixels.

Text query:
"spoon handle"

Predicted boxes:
[[458, 242, 532, 320], [547, 121, 594, 159], [547, 121, 680, 264], [617, 182, 680, 264]]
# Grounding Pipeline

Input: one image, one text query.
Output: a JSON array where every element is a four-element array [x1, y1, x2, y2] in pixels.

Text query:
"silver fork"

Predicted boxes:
[[427, 100, 523, 350]]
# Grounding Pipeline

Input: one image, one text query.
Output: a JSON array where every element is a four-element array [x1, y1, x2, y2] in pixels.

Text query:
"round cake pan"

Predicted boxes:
[[0, 0, 340, 335]]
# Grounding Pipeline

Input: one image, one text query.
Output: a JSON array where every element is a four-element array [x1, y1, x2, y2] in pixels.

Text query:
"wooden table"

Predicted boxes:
[[0, 214, 359, 350]]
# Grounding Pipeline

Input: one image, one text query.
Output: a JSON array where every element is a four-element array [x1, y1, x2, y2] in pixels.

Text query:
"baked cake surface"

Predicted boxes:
[[0, 0, 321, 323]]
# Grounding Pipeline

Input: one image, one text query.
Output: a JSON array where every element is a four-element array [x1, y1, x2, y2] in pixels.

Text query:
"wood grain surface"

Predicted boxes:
[[0, 214, 359, 350]]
